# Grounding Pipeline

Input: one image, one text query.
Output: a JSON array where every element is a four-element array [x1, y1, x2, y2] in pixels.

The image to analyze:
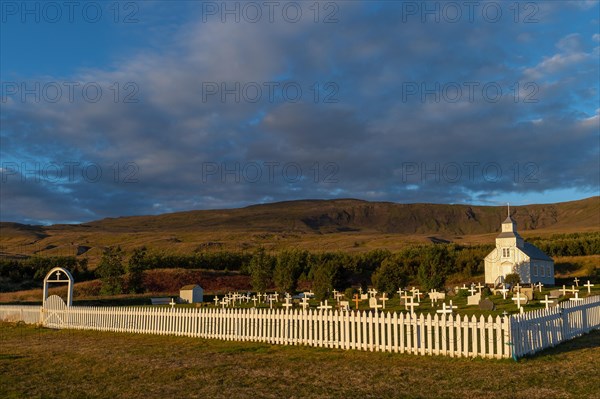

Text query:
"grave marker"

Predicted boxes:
[[380, 293, 389, 309], [540, 295, 554, 309], [436, 300, 457, 315], [560, 285, 569, 296], [405, 296, 419, 314], [282, 297, 293, 311], [369, 297, 382, 310], [467, 293, 481, 306], [569, 292, 584, 302], [476, 282, 485, 294], [583, 280, 594, 294], [339, 300, 350, 311], [498, 285, 509, 300], [479, 298, 495, 311]]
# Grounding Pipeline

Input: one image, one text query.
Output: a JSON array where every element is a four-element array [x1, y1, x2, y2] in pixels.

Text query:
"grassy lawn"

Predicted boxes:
[[1, 323, 598, 399]]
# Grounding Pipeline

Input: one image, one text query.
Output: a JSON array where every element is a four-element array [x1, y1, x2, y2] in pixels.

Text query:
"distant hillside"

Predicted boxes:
[[1, 196, 598, 262], [54, 196, 600, 234]]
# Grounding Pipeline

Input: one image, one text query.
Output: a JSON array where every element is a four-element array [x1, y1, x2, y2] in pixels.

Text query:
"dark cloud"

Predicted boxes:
[[1, 1, 598, 224]]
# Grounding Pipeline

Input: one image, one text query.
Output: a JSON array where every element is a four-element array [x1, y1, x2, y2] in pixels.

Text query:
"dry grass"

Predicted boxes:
[[2, 197, 598, 267], [1, 322, 599, 399]]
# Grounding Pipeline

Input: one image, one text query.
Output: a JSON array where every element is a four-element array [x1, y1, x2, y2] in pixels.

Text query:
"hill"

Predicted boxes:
[[1, 196, 598, 265]]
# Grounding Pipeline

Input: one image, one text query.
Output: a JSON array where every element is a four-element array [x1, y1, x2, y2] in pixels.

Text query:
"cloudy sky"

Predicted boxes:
[[1, 1, 599, 224]]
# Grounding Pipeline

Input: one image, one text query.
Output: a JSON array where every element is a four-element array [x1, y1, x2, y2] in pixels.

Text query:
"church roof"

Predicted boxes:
[[496, 231, 522, 239], [521, 242, 553, 261], [503, 215, 515, 224]]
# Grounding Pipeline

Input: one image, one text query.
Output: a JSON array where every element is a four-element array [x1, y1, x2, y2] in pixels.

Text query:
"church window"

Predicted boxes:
[[533, 265, 537, 276], [540, 266, 545, 277], [547, 266, 551, 276]]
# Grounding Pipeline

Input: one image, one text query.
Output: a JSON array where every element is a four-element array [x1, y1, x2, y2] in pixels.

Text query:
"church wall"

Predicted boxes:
[[529, 259, 555, 285]]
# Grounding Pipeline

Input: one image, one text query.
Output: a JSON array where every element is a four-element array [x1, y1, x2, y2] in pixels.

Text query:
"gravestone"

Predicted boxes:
[[521, 287, 534, 301], [479, 298, 496, 311], [339, 300, 350, 311], [549, 289, 562, 299], [467, 293, 481, 306], [428, 290, 446, 303]]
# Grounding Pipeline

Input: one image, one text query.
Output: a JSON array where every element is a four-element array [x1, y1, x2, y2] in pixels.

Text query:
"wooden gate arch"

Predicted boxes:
[[43, 267, 74, 307]]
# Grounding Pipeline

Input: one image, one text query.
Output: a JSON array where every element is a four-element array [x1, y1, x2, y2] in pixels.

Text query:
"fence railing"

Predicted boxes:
[[509, 295, 600, 357], [1, 296, 599, 360]]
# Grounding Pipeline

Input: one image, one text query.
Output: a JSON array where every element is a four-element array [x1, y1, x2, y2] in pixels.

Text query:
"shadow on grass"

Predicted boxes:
[[522, 330, 600, 360]]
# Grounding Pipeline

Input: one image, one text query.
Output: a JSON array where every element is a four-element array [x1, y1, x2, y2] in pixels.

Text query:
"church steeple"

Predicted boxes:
[[497, 204, 523, 248]]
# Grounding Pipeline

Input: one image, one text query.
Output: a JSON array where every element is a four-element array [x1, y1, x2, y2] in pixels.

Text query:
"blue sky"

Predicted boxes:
[[1, 1, 599, 224]]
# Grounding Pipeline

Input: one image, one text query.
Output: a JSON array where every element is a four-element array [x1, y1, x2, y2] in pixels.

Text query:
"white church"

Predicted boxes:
[[484, 208, 554, 286]]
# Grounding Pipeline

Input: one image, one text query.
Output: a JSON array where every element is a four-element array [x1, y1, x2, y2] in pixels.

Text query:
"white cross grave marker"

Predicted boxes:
[[405, 296, 419, 314], [369, 296, 382, 310], [583, 280, 594, 294], [214, 296, 220, 307], [397, 288, 404, 298], [300, 296, 310, 310], [512, 293, 525, 311], [540, 295, 553, 309], [569, 291, 584, 302], [560, 285, 569, 296], [380, 293, 389, 309], [476, 282, 484, 294], [252, 296, 258, 307], [318, 300, 332, 310], [413, 289, 422, 302], [468, 286, 477, 296], [535, 282, 543, 292], [334, 291, 343, 303], [169, 298, 176, 309], [498, 284, 509, 300], [282, 297, 293, 311], [573, 277, 580, 287], [436, 300, 457, 315], [570, 285, 578, 294]]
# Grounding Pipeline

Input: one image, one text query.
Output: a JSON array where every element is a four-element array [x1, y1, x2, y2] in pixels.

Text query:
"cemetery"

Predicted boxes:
[[1, 266, 599, 360]]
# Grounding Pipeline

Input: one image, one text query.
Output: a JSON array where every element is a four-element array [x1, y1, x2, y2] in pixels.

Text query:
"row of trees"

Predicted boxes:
[[528, 232, 600, 257], [0, 256, 90, 286], [2, 231, 597, 296]]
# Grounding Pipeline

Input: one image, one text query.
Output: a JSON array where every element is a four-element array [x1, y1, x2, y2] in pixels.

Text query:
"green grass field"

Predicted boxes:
[[1, 322, 598, 398]]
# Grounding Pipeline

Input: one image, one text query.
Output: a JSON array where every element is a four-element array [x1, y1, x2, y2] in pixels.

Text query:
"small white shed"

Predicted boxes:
[[179, 284, 204, 303]]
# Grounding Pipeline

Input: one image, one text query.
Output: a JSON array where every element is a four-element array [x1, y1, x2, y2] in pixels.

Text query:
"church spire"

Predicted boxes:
[[507, 202, 510, 218]]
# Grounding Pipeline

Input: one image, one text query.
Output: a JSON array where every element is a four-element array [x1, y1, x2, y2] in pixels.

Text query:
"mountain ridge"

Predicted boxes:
[[2, 196, 598, 235]]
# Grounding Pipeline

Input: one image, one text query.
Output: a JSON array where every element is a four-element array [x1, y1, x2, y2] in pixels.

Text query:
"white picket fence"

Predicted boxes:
[[1, 296, 599, 360], [509, 295, 600, 357]]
